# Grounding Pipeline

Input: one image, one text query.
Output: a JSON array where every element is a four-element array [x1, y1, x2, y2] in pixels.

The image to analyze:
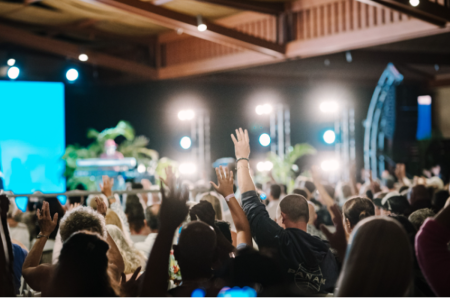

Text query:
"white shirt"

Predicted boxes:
[[9, 222, 30, 250], [266, 200, 280, 221], [134, 233, 157, 257]]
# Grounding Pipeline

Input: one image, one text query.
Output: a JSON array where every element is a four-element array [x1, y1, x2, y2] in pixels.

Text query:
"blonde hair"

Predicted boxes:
[[105, 209, 123, 232], [106, 225, 147, 274], [336, 217, 413, 296], [199, 193, 223, 220]]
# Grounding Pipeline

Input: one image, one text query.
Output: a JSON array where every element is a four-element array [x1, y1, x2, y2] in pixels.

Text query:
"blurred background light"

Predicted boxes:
[[7, 58, 15, 66], [256, 161, 273, 172], [178, 109, 195, 121], [255, 104, 272, 115], [259, 133, 271, 147], [321, 159, 339, 172], [180, 136, 192, 149], [137, 164, 146, 173], [179, 162, 196, 175], [323, 130, 336, 144], [7, 66, 20, 80], [319, 101, 338, 113], [410, 0, 419, 6], [66, 68, 79, 81], [78, 53, 88, 62]]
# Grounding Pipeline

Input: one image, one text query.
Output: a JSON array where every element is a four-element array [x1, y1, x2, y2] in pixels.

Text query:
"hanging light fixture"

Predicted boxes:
[[197, 15, 207, 32]]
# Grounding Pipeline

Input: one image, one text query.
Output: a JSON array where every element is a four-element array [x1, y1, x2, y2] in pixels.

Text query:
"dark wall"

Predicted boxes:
[[65, 79, 375, 170]]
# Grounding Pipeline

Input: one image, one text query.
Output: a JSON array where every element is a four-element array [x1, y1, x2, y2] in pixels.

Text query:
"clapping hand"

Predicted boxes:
[[37, 201, 59, 237], [231, 128, 250, 159], [210, 166, 234, 198], [320, 204, 347, 261], [159, 180, 189, 230]]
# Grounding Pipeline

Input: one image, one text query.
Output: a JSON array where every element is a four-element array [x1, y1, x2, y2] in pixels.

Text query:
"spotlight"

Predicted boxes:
[[259, 133, 271, 147], [180, 136, 192, 149], [179, 162, 197, 175], [257, 161, 273, 172], [7, 58, 15, 66], [137, 164, 146, 173], [78, 53, 88, 62], [321, 159, 339, 172], [178, 110, 195, 121], [255, 104, 272, 115], [66, 68, 79, 81], [323, 130, 336, 144], [319, 101, 338, 113], [7, 66, 20, 80], [410, 0, 419, 6], [197, 15, 207, 32]]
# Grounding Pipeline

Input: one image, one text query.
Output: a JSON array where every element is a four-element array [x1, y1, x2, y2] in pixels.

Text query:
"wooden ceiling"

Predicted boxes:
[[0, 0, 449, 82]]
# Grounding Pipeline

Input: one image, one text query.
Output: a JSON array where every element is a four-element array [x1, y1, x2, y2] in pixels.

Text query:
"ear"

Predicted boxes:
[[281, 212, 287, 224]]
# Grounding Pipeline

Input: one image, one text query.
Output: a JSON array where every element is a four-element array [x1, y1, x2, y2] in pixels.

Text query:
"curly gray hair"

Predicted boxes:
[[59, 206, 107, 242]]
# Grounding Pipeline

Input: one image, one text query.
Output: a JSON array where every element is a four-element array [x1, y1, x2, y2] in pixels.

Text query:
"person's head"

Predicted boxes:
[[59, 206, 107, 242], [145, 204, 160, 233], [383, 178, 395, 190], [407, 185, 431, 213], [301, 180, 316, 194], [200, 194, 223, 220], [408, 208, 435, 231], [372, 192, 387, 215], [431, 189, 449, 213], [173, 221, 217, 280], [48, 232, 116, 297], [374, 192, 410, 216], [278, 194, 309, 229], [293, 188, 310, 200], [106, 225, 147, 274], [269, 184, 281, 201], [279, 184, 287, 195], [342, 197, 374, 236], [336, 217, 413, 296], [105, 209, 124, 232], [215, 220, 232, 243], [104, 139, 117, 155], [341, 184, 353, 199], [315, 184, 335, 201], [125, 199, 146, 233]]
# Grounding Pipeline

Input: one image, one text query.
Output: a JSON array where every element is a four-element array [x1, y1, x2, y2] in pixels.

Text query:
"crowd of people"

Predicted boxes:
[[1, 127, 450, 297]]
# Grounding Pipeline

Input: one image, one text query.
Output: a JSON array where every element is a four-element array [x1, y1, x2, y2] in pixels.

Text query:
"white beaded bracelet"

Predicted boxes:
[[225, 194, 235, 202]]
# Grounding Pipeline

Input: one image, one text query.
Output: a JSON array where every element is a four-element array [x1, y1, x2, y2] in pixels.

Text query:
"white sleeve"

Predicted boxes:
[[52, 231, 62, 264]]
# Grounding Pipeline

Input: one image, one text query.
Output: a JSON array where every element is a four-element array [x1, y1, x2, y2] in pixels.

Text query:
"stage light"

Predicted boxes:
[[323, 130, 336, 144], [178, 109, 195, 121], [259, 133, 271, 147], [180, 136, 192, 149], [137, 164, 146, 173], [319, 101, 338, 113], [410, 0, 419, 6], [78, 53, 88, 62], [7, 66, 20, 80], [7, 58, 15, 66], [257, 161, 273, 172], [255, 104, 272, 115], [321, 159, 339, 172], [179, 162, 196, 175], [418, 95, 431, 105], [197, 15, 207, 32], [66, 68, 79, 81]]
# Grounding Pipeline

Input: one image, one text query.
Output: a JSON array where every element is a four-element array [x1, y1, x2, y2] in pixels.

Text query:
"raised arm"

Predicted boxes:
[[140, 182, 189, 297], [231, 128, 256, 193], [22, 201, 57, 291], [211, 166, 252, 247]]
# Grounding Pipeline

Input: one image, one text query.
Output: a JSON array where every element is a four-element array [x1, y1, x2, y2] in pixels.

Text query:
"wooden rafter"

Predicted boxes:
[[0, 24, 157, 79], [192, 0, 286, 15], [85, 0, 286, 58]]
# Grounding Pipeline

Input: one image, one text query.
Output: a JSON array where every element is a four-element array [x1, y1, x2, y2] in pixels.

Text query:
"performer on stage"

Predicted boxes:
[[100, 139, 124, 159]]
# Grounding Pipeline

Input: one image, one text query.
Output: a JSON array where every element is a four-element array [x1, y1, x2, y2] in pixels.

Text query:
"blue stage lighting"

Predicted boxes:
[[66, 68, 79, 81], [259, 133, 271, 147], [180, 136, 192, 149], [7, 66, 20, 80], [323, 130, 336, 144]]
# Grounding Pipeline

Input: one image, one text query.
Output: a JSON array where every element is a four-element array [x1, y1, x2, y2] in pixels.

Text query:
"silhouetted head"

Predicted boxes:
[[145, 204, 160, 232], [59, 206, 106, 242], [125, 198, 146, 233], [269, 184, 281, 201], [278, 194, 309, 227], [342, 197, 374, 235]]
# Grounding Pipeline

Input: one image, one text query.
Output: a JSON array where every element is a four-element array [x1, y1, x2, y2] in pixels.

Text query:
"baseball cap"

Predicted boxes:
[[374, 192, 410, 215]]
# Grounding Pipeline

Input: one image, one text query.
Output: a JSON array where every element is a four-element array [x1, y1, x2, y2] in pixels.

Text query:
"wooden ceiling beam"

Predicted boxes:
[[192, 0, 286, 15], [0, 24, 157, 79], [86, 0, 286, 58], [358, 0, 450, 27]]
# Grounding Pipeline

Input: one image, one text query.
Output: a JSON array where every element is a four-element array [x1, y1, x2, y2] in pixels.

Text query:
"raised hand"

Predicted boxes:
[[231, 128, 250, 159], [100, 176, 114, 202], [120, 266, 141, 297], [95, 197, 107, 217], [67, 202, 81, 211], [159, 181, 189, 230], [210, 166, 234, 197], [37, 201, 59, 236], [320, 204, 347, 261], [190, 201, 216, 226], [160, 166, 176, 190]]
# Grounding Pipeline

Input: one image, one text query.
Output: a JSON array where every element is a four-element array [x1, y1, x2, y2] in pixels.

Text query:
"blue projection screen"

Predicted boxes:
[[0, 81, 66, 205]]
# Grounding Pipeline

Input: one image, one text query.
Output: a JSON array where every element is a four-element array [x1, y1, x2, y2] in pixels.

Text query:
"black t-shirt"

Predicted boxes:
[[241, 191, 339, 294]]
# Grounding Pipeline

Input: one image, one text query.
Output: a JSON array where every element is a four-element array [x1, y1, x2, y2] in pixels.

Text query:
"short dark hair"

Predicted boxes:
[[126, 199, 145, 233], [293, 188, 308, 198], [279, 194, 309, 223], [342, 197, 375, 228], [432, 189, 449, 213], [270, 184, 282, 200], [145, 206, 160, 230], [303, 181, 316, 194], [215, 220, 232, 243]]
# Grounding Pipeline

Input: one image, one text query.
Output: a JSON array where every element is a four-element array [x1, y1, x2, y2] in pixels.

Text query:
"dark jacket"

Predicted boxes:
[[241, 191, 339, 294]]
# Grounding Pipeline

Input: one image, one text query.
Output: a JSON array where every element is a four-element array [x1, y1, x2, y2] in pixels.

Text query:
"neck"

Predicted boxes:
[[284, 221, 307, 232]]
